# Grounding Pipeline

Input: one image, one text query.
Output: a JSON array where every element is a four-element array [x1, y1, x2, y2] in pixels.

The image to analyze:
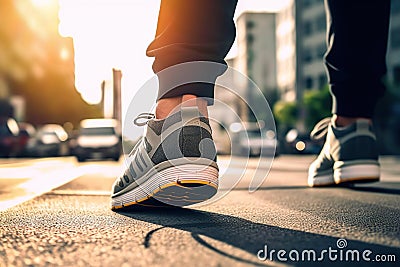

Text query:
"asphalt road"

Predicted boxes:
[[0, 155, 399, 267]]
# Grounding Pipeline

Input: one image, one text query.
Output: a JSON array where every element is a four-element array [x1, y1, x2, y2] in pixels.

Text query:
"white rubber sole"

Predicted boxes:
[[334, 164, 380, 184], [308, 173, 335, 187], [308, 163, 380, 187], [111, 164, 218, 210]]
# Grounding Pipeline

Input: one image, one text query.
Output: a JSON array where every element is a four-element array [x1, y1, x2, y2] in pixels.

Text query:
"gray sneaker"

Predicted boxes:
[[111, 106, 218, 210], [308, 118, 380, 187]]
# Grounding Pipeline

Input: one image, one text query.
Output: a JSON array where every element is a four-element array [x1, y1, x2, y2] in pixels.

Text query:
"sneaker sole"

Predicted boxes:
[[334, 164, 380, 185], [111, 164, 218, 210], [308, 173, 335, 187]]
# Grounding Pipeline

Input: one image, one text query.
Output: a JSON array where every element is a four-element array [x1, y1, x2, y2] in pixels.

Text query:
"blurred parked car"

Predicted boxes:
[[71, 119, 121, 162], [26, 124, 69, 157], [210, 121, 231, 155], [0, 117, 20, 157], [230, 122, 278, 157], [16, 122, 36, 157], [285, 129, 323, 154]]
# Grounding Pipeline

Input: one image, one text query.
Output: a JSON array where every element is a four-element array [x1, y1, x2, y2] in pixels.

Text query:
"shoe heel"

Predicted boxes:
[[334, 164, 380, 184]]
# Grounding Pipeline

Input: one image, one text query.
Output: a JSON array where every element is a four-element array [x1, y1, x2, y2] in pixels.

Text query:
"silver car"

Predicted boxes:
[[72, 119, 121, 162]]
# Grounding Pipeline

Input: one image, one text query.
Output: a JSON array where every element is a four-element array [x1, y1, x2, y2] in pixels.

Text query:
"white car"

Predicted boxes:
[[26, 124, 69, 157], [72, 119, 121, 162], [230, 122, 278, 157]]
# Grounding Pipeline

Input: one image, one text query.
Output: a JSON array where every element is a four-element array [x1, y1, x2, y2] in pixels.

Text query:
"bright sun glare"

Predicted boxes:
[[31, 0, 52, 8], [58, 0, 159, 105], [57, 0, 290, 108]]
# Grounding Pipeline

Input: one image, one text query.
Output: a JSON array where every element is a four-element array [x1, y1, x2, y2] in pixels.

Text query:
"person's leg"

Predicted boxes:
[[147, 0, 238, 119], [308, 0, 391, 187], [111, 0, 238, 209], [156, 95, 208, 119], [324, 0, 391, 125]]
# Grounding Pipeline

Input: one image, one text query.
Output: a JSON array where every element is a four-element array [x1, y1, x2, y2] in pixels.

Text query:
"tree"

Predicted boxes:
[[273, 100, 298, 129], [273, 85, 331, 133], [302, 85, 332, 131]]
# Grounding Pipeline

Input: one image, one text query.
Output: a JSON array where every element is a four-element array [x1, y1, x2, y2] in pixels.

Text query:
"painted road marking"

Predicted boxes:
[[0, 158, 85, 211]]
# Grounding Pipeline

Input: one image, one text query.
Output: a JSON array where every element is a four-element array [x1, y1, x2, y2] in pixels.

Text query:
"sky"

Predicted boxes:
[[57, 0, 290, 115]]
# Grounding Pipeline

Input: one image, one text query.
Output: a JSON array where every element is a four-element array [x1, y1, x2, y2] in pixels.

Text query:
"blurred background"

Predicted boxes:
[[1, 0, 399, 160]]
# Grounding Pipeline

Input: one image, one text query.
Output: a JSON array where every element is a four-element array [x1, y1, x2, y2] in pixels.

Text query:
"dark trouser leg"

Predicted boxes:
[[324, 0, 391, 118], [146, 0, 238, 105]]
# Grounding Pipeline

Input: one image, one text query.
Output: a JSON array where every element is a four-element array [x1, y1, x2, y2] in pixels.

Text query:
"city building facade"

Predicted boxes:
[[235, 12, 277, 95], [276, 0, 327, 102], [388, 0, 400, 88], [0, 0, 100, 126], [277, 0, 400, 101]]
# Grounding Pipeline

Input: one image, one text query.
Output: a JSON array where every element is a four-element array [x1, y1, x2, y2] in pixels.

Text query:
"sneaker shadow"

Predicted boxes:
[[117, 208, 399, 266], [345, 182, 400, 195]]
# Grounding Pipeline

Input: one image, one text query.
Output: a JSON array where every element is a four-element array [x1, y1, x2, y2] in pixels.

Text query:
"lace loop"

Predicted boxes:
[[129, 139, 142, 157], [310, 117, 331, 141], [133, 112, 155, 126], [128, 113, 155, 156]]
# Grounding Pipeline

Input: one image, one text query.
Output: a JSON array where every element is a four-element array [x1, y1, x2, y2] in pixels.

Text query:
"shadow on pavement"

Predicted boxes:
[[346, 182, 400, 195], [227, 186, 309, 191], [223, 183, 400, 195], [117, 208, 399, 266]]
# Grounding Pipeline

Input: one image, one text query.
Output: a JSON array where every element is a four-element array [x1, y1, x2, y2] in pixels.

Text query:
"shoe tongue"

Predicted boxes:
[[181, 106, 200, 124], [356, 119, 371, 130], [333, 119, 371, 132], [147, 111, 181, 135]]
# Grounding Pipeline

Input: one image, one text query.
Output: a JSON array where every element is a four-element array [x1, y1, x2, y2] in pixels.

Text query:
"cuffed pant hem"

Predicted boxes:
[[157, 82, 215, 105]]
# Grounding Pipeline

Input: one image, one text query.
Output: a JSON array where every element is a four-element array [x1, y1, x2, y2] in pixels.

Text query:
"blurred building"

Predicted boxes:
[[112, 68, 122, 132], [276, 0, 296, 102], [2, 0, 75, 85], [0, 0, 100, 126], [235, 12, 277, 96], [388, 0, 400, 87], [214, 13, 278, 125], [213, 58, 248, 126], [99, 69, 123, 132], [276, 0, 326, 102], [277, 0, 400, 100], [233, 12, 278, 123], [297, 0, 327, 92]]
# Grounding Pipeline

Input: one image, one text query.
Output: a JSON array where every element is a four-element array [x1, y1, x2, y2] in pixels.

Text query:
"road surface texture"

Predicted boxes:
[[0, 155, 399, 266]]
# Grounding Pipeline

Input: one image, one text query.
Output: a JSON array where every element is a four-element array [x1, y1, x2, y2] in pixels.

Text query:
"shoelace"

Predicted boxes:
[[128, 113, 155, 157], [310, 117, 331, 141], [133, 112, 155, 126]]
